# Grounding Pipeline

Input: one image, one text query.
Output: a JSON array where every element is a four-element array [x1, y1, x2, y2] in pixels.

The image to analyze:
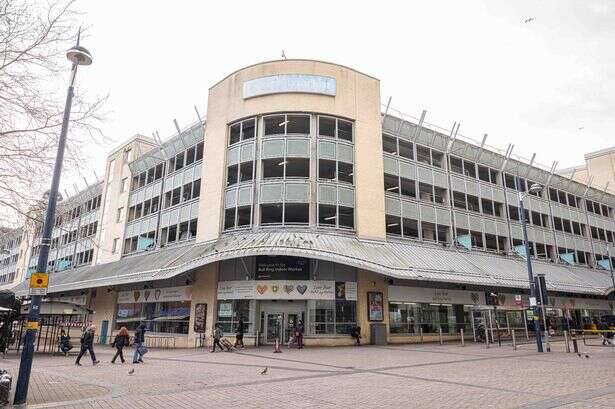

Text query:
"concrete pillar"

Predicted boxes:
[[356, 269, 389, 344], [187, 262, 219, 347], [88, 288, 117, 344]]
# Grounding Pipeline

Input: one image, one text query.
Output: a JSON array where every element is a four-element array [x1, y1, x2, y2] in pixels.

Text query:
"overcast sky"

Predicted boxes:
[[64, 0, 615, 192]]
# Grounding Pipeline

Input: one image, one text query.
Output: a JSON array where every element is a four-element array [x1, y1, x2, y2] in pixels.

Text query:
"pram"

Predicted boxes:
[[601, 331, 615, 346], [219, 337, 235, 352]]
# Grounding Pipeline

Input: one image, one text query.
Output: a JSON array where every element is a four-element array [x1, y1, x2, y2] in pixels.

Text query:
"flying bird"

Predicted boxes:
[[128, 368, 135, 375], [578, 127, 584, 130], [260, 367, 268, 375], [281, 50, 287, 59], [524, 17, 534, 23]]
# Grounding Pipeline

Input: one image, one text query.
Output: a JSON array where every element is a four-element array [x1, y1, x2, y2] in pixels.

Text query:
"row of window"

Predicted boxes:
[[163, 179, 201, 209], [224, 203, 355, 230], [131, 163, 165, 191], [0, 272, 16, 283], [0, 254, 18, 266], [128, 196, 160, 222], [167, 142, 204, 176], [53, 194, 103, 228], [382, 135, 445, 168], [79, 221, 98, 238]]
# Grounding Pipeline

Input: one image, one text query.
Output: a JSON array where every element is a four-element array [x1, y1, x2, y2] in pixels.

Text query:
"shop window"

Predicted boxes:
[[337, 120, 353, 142], [117, 300, 191, 334], [285, 203, 309, 224], [308, 300, 356, 335], [318, 204, 337, 226], [338, 162, 353, 184], [216, 300, 253, 334], [382, 135, 397, 155], [239, 162, 254, 182], [286, 158, 310, 178], [319, 117, 336, 138], [263, 159, 284, 179], [261, 203, 283, 224], [386, 214, 401, 235], [264, 115, 286, 136], [318, 159, 336, 180], [400, 177, 416, 198], [399, 140, 413, 159], [286, 115, 310, 134], [416, 146, 431, 165]]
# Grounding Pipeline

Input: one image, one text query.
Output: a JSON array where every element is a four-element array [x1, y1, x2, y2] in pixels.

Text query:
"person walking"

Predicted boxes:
[[296, 320, 304, 349], [75, 325, 99, 366], [133, 323, 147, 364], [211, 324, 223, 352], [234, 319, 245, 349], [111, 327, 130, 364]]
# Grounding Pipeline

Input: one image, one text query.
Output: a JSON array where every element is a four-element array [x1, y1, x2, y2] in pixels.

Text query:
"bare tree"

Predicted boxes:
[[0, 0, 107, 227]]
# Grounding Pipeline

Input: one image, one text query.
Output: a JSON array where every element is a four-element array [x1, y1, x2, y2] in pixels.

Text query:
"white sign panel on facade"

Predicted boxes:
[[388, 286, 486, 306], [243, 74, 337, 99], [117, 286, 192, 304], [51, 295, 87, 306], [217, 281, 356, 301]]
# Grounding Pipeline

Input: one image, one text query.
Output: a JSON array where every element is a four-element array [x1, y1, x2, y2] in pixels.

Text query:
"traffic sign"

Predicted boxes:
[[29, 273, 48, 289]]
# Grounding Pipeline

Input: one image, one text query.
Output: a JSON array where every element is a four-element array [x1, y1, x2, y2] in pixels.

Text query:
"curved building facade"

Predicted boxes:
[[9, 60, 615, 348]]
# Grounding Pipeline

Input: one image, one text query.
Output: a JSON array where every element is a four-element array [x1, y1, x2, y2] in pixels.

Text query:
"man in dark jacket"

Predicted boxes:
[[234, 319, 245, 349], [75, 325, 99, 366], [133, 323, 147, 364], [296, 320, 304, 349]]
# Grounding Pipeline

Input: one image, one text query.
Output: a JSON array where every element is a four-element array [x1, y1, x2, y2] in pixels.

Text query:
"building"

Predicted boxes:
[[559, 146, 615, 193], [5, 59, 615, 347]]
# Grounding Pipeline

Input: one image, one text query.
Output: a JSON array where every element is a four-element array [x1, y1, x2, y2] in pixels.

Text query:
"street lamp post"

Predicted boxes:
[[518, 183, 544, 353], [13, 33, 92, 405]]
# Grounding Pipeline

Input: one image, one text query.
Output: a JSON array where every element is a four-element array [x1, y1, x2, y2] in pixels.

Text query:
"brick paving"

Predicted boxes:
[[1, 340, 615, 408]]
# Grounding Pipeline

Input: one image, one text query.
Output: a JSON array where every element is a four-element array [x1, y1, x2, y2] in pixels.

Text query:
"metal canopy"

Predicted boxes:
[[13, 232, 614, 296]]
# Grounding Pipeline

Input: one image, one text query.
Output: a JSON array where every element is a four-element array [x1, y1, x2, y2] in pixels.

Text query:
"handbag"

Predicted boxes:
[[138, 345, 148, 355]]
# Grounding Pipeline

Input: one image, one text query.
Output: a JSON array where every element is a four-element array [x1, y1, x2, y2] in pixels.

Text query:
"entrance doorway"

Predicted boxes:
[[261, 301, 305, 344]]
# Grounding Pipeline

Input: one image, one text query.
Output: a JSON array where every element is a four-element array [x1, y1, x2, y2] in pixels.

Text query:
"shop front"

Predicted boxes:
[[216, 256, 358, 345]]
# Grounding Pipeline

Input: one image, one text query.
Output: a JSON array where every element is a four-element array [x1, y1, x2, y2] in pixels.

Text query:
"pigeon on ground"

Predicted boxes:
[[577, 353, 582, 357], [128, 368, 135, 375], [585, 354, 590, 359], [260, 367, 268, 375], [524, 17, 534, 23]]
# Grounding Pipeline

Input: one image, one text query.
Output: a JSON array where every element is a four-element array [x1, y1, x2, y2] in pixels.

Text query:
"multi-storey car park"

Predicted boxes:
[[2, 59, 615, 347]]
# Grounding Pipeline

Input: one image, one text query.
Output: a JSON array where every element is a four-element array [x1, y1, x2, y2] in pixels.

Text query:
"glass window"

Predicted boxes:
[[261, 203, 283, 224], [192, 180, 201, 199], [318, 204, 336, 226], [186, 147, 196, 166], [196, 142, 204, 161], [264, 115, 286, 136], [463, 161, 476, 178], [398, 140, 413, 159], [237, 205, 251, 227], [403, 218, 419, 238], [416, 146, 431, 165], [434, 186, 447, 205], [318, 159, 336, 180], [230, 123, 241, 145], [286, 158, 310, 178], [453, 192, 466, 209], [216, 300, 254, 334], [337, 120, 353, 142], [263, 159, 284, 179], [386, 214, 401, 235], [338, 162, 353, 184], [338, 206, 354, 229], [242, 119, 256, 140], [382, 135, 397, 155], [239, 162, 253, 182], [419, 183, 433, 202], [285, 203, 309, 224], [450, 157, 463, 174], [116, 301, 191, 334], [400, 178, 416, 198], [225, 207, 237, 230], [286, 115, 310, 134], [175, 153, 184, 171], [467, 195, 480, 212], [319, 117, 336, 137], [308, 300, 356, 335], [431, 150, 444, 168], [478, 165, 490, 182]]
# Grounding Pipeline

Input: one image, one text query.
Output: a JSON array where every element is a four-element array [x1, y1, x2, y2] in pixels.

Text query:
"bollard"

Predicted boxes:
[[485, 326, 490, 348], [512, 329, 517, 351], [419, 327, 423, 344], [439, 327, 443, 345], [582, 333, 587, 346], [564, 330, 570, 353], [460, 328, 465, 347], [571, 330, 579, 354]]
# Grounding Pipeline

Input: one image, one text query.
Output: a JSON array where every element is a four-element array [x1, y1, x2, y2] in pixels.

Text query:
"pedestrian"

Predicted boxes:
[[132, 323, 147, 364], [234, 319, 245, 349], [59, 328, 73, 355], [296, 320, 304, 349], [211, 324, 223, 352], [350, 326, 362, 345], [75, 325, 99, 366], [111, 327, 130, 364]]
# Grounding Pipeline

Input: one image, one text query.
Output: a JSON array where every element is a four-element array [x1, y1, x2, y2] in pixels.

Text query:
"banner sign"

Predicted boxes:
[[51, 295, 87, 306], [368, 291, 384, 321], [389, 286, 485, 305], [193, 303, 207, 333], [243, 74, 336, 99], [217, 280, 357, 301], [117, 286, 192, 304], [255, 256, 309, 280]]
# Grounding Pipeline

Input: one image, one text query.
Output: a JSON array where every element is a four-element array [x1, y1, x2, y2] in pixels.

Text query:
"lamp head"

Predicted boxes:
[[66, 45, 93, 66], [529, 183, 543, 194]]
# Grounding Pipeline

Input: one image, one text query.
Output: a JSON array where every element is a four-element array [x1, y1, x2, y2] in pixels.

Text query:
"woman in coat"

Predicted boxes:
[[111, 327, 130, 364]]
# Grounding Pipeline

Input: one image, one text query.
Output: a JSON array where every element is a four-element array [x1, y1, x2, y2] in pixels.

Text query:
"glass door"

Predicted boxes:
[[265, 312, 283, 344]]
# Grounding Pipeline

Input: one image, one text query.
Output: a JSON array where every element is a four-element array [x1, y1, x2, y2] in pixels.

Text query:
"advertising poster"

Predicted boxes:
[[368, 291, 384, 321]]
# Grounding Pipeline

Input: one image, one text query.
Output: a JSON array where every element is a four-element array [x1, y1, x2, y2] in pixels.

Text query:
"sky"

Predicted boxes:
[[63, 0, 615, 193]]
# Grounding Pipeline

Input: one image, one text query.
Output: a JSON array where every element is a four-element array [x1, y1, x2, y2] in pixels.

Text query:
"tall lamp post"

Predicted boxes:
[[13, 33, 93, 405], [519, 183, 544, 353]]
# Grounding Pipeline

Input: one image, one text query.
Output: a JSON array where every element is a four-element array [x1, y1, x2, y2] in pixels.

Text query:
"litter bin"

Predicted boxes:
[[370, 323, 387, 345]]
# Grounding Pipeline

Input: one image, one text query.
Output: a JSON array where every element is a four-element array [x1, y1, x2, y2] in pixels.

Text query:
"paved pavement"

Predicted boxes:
[[2, 339, 615, 408]]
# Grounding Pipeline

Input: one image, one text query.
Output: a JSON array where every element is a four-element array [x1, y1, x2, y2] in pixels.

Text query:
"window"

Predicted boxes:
[[432, 151, 444, 168], [318, 159, 336, 180], [382, 135, 397, 155], [467, 195, 480, 212], [419, 183, 433, 202], [463, 161, 476, 178], [264, 115, 287, 136], [386, 215, 401, 235], [308, 299, 357, 335], [399, 140, 413, 159], [482, 199, 494, 216], [261, 203, 283, 224], [505, 174, 516, 190], [216, 300, 254, 334], [124, 148, 132, 162], [434, 187, 447, 205], [319, 117, 336, 137], [416, 146, 431, 165], [239, 162, 254, 182], [338, 162, 353, 184], [337, 120, 353, 142], [403, 218, 419, 238], [453, 192, 466, 209], [318, 116, 353, 142], [117, 300, 190, 334], [450, 157, 463, 174], [286, 115, 310, 134], [186, 146, 196, 166], [285, 203, 309, 224], [285, 158, 310, 178], [116, 207, 124, 223], [121, 177, 128, 193], [318, 204, 336, 226], [112, 238, 119, 254], [230, 123, 241, 145], [508, 205, 520, 221], [400, 177, 416, 198], [196, 142, 204, 161], [263, 159, 285, 178]]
